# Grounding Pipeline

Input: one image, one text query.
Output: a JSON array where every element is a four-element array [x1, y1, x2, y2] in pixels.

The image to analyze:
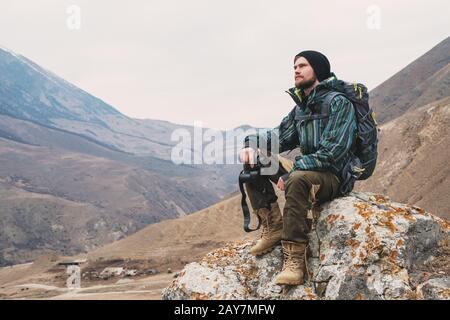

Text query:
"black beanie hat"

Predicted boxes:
[[294, 50, 331, 82]]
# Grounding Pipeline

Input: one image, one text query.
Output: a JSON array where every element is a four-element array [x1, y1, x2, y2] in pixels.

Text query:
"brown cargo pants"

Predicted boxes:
[[245, 156, 341, 243]]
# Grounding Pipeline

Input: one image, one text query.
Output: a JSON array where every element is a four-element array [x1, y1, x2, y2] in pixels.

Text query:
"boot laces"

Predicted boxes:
[[282, 246, 303, 271], [258, 209, 272, 239]]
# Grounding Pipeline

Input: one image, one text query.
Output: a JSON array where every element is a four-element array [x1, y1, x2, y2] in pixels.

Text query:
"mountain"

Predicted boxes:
[[0, 46, 182, 158], [0, 192, 257, 299], [86, 192, 255, 269], [0, 46, 240, 266], [0, 45, 242, 180], [370, 37, 450, 123], [356, 97, 450, 219], [0, 135, 224, 266]]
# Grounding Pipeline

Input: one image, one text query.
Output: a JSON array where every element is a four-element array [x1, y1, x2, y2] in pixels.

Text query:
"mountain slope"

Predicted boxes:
[[0, 46, 186, 158], [0, 134, 225, 266], [370, 36, 450, 123], [86, 193, 252, 270], [357, 97, 450, 219], [0, 46, 240, 266], [0, 193, 251, 298]]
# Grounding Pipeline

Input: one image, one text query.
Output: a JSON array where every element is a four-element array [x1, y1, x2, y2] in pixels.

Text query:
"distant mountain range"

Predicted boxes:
[[370, 37, 450, 123], [0, 46, 239, 266], [0, 46, 216, 158]]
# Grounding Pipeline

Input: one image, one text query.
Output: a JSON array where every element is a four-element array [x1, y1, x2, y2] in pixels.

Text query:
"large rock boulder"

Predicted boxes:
[[162, 192, 449, 300]]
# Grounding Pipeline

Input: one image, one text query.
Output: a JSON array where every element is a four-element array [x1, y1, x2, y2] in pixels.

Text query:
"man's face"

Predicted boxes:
[[294, 56, 317, 89]]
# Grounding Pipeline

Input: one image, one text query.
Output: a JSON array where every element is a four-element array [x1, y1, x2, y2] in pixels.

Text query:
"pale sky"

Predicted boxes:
[[0, 0, 449, 130]]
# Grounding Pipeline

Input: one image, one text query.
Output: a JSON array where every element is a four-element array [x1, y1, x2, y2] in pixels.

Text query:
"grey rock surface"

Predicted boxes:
[[162, 192, 450, 300]]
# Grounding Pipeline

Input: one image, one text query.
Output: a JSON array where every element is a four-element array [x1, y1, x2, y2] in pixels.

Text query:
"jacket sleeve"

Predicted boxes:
[[292, 95, 356, 171], [244, 106, 298, 154]]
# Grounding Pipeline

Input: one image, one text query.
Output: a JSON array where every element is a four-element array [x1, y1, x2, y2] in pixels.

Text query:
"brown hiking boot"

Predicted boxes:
[[250, 202, 283, 256], [275, 240, 307, 285]]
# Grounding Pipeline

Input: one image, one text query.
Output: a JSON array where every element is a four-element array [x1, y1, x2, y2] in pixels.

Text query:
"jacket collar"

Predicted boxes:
[[286, 73, 337, 108]]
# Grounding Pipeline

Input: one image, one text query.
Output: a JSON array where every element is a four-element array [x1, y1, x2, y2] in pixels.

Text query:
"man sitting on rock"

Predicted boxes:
[[240, 51, 357, 285]]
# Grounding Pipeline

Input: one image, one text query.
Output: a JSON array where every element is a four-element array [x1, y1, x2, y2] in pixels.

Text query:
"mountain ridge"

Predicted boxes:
[[370, 36, 450, 123]]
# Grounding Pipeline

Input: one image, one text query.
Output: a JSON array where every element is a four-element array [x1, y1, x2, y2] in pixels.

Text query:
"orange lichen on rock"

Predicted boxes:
[[346, 239, 360, 249], [355, 202, 373, 220], [436, 218, 450, 231], [373, 194, 389, 203], [360, 223, 382, 262], [326, 214, 341, 228], [402, 208, 417, 222], [353, 222, 362, 230], [389, 250, 398, 263], [359, 250, 366, 261], [235, 264, 258, 282], [412, 206, 427, 215], [192, 292, 210, 300], [355, 293, 365, 300], [376, 210, 398, 233], [202, 241, 246, 267], [392, 207, 405, 213], [385, 220, 397, 233], [304, 287, 317, 300]]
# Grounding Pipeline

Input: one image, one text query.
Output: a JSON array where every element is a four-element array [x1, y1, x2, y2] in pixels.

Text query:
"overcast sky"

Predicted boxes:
[[0, 0, 449, 129]]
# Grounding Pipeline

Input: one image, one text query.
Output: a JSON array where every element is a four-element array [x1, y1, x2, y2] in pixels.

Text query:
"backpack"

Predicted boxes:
[[317, 81, 379, 195]]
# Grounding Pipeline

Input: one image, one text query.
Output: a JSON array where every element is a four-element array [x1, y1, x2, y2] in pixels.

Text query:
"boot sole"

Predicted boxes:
[[251, 245, 277, 257], [275, 279, 303, 286]]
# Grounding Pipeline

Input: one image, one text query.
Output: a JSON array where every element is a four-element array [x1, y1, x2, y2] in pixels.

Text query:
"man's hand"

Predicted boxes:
[[277, 177, 285, 191], [239, 147, 257, 167]]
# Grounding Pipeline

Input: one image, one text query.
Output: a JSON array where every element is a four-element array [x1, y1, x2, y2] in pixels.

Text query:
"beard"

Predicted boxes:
[[295, 75, 317, 90]]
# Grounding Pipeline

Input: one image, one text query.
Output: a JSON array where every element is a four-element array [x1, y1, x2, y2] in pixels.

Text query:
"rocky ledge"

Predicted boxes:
[[162, 192, 449, 300]]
